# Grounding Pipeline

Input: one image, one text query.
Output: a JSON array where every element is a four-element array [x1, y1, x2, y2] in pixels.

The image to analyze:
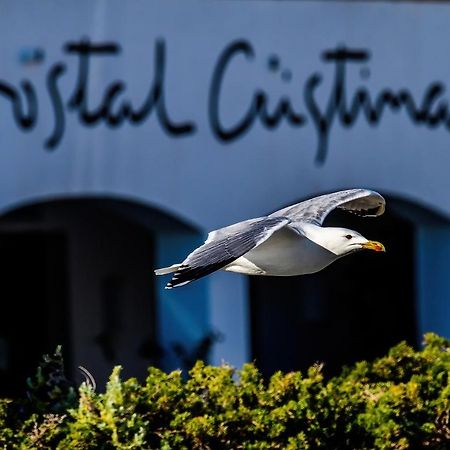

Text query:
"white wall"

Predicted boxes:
[[1, 1, 450, 229]]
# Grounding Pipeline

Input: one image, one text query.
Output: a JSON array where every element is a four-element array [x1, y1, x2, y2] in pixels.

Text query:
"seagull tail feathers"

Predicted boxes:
[[154, 263, 182, 276]]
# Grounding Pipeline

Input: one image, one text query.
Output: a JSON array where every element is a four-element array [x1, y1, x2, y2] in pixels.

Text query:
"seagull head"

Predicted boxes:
[[316, 227, 386, 257]]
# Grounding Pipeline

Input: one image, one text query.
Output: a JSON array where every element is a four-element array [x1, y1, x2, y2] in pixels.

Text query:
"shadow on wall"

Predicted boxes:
[[2, 193, 448, 394], [0, 197, 210, 396], [250, 195, 450, 378]]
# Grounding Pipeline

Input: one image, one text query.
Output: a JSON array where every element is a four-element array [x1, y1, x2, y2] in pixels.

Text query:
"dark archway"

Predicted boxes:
[[0, 197, 199, 396], [250, 197, 416, 378]]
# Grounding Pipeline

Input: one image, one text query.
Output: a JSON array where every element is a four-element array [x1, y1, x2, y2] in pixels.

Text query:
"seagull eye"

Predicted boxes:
[[345, 234, 353, 240]]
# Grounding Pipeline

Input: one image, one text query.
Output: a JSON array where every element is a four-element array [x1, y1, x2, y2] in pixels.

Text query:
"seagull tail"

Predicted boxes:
[[154, 263, 182, 276]]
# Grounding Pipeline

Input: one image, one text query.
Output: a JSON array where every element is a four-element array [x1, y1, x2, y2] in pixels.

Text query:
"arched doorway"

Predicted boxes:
[[250, 196, 418, 378], [0, 197, 208, 396]]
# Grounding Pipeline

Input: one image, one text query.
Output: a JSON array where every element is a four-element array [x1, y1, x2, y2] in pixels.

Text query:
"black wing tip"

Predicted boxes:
[[339, 190, 385, 217], [165, 260, 228, 289], [165, 267, 195, 289], [346, 206, 383, 217], [165, 280, 192, 289]]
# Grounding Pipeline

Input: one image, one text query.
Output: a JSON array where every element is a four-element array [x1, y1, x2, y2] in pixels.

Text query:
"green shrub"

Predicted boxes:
[[1, 333, 449, 449]]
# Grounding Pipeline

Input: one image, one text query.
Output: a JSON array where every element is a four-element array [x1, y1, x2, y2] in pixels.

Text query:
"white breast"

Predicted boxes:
[[224, 227, 338, 276]]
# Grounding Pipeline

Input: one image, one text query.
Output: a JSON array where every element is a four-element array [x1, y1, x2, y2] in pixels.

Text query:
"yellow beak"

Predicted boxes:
[[361, 240, 386, 252]]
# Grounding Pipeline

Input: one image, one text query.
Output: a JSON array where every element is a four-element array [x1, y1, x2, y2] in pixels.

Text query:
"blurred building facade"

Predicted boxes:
[[1, 0, 450, 392]]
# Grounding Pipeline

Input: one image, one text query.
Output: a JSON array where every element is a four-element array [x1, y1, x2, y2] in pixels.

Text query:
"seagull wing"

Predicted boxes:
[[165, 217, 290, 288], [270, 189, 385, 226]]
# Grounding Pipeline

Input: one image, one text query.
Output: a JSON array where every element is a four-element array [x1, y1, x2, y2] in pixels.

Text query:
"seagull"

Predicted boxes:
[[155, 189, 386, 289]]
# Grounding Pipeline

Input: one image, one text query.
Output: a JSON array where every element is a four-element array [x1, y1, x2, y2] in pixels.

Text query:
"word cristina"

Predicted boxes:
[[1, 38, 448, 164]]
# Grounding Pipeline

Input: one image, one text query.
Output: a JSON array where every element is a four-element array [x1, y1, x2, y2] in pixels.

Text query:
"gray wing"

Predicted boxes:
[[166, 216, 290, 288], [270, 189, 385, 226]]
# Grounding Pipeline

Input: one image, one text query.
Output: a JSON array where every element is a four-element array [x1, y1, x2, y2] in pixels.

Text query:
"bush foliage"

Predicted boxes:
[[1, 333, 449, 449]]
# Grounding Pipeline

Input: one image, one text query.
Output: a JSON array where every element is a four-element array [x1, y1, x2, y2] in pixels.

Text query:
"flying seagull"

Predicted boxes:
[[155, 189, 386, 289]]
